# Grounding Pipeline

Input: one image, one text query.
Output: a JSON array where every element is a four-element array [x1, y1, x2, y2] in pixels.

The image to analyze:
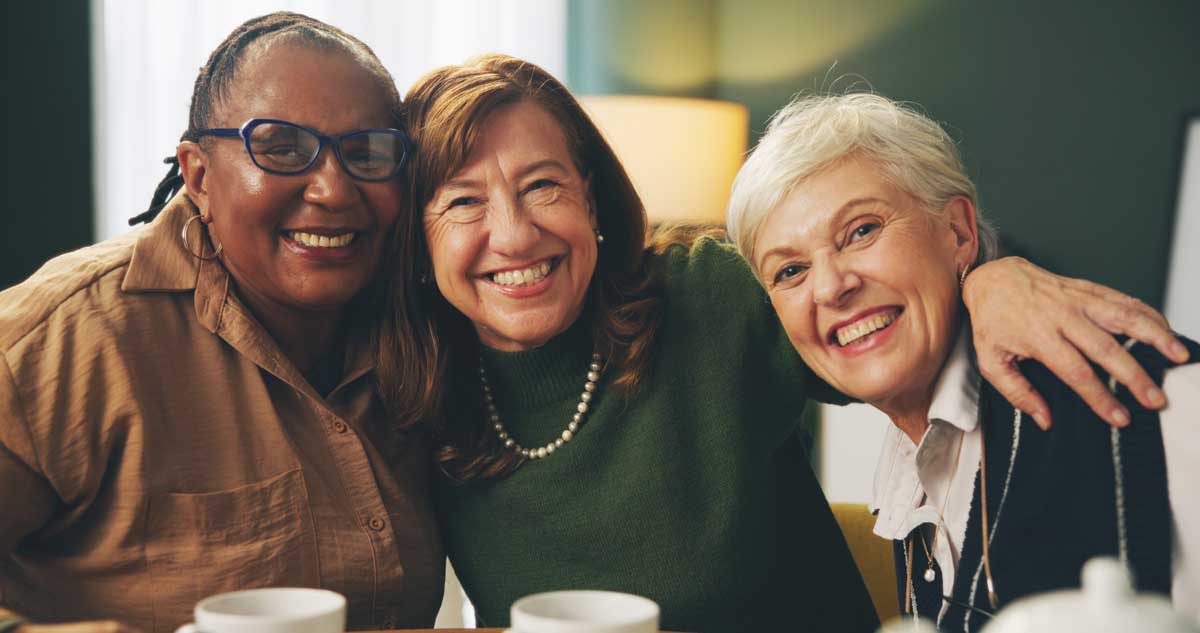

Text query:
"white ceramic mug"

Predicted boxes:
[[510, 590, 659, 633], [173, 587, 346, 633]]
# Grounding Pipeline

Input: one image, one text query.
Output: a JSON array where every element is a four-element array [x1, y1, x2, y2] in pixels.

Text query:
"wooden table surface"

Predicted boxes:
[[377, 629, 500, 632], [379, 629, 680, 632], [377, 630, 501, 632]]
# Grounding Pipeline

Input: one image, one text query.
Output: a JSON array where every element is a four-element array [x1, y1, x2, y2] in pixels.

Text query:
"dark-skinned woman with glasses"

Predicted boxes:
[[0, 13, 440, 633]]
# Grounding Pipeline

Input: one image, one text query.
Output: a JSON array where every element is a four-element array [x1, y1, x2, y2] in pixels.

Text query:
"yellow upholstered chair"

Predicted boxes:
[[830, 502, 900, 623]]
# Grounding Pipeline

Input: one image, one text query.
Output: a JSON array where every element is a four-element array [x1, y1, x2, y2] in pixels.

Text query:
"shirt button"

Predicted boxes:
[[367, 516, 386, 531], [332, 420, 348, 433]]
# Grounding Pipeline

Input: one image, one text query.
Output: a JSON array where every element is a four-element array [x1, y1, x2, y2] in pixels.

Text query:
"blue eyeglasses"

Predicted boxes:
[[194, 118, 411, 182]]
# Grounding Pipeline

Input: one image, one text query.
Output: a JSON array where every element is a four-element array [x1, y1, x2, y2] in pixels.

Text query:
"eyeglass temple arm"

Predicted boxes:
[[193, 128, 242, 138]]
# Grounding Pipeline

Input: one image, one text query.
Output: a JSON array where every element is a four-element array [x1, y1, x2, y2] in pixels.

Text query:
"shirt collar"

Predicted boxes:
[[121, 193, 203, 293], [120, 192, 231, 334], [118, 192, 376, 385], [926, 328, 981, 433], [869, 326, 980, 514]]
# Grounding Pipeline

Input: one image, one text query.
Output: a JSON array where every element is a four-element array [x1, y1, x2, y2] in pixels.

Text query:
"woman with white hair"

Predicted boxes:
[[727, 93, 1200, 629]]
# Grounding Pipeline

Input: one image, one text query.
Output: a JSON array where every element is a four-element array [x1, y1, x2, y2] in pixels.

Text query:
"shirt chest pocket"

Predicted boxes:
[[145, 468, 320, 627]]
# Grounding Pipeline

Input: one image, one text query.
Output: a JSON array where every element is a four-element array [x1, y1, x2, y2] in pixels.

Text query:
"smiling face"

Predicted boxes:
[[423, 100, 598, 352], [754, 156, 978, 416], [181, 39, 403, 318]]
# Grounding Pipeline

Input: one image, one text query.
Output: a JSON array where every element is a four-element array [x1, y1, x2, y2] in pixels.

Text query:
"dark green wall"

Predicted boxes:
[[569, 0, 1200, 307], [569, 0, 719, 97], [2, 1, 94, 290]]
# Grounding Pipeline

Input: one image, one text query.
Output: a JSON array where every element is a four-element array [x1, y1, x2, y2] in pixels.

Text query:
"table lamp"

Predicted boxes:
[[579, 95, 749, 226]]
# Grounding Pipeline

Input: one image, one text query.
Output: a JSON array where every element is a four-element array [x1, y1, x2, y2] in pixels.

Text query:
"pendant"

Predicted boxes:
[[924, 567, 937, 583]]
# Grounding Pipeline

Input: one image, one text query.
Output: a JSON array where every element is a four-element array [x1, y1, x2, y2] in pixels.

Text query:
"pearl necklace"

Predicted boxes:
[[480, 351, 603, 461]]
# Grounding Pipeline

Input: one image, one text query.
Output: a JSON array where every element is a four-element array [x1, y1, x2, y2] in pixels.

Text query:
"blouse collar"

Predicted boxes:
[[120, 192, 376, 396], [869, 326, 982, 522]]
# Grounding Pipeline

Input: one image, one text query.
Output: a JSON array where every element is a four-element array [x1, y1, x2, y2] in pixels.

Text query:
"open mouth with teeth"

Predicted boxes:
[[831, 308, 903, 347], [283, 230, 356, 249], [487, 258, 556, 288]]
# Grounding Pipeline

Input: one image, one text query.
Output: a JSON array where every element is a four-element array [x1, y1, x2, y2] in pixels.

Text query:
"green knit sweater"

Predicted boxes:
[[436, 238, 878, 633]]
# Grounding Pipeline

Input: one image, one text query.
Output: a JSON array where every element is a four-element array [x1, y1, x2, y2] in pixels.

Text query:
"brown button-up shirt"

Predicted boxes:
[[0, 197, 443, 632]]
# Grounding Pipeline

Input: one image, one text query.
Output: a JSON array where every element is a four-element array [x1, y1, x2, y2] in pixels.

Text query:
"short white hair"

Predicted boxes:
[[726, 93, 998, 276]]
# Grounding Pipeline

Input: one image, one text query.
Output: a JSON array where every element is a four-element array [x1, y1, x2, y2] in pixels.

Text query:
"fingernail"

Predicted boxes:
[[1032, 411, 1049, 429], [1147, 387, 1166, 408], [1171, 341, 1190, 362], [1112, 408, 1130, 427]]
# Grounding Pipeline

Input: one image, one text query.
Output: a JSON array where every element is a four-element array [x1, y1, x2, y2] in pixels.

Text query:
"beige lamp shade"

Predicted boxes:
[[579, 95, 749, 225]]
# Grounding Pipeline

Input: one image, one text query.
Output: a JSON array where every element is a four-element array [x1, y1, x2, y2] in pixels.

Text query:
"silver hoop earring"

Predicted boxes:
[[181, 214, 223, 260], [959, 264, 970, 289], [594, 228, 605, 244]]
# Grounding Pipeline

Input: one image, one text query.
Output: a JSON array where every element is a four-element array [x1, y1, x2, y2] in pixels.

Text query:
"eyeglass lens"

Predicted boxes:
[[246, 121, 404, 180]]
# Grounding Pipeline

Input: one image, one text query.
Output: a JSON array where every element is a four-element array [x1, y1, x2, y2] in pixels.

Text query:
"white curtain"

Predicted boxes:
[[92, 0, 567, 240]]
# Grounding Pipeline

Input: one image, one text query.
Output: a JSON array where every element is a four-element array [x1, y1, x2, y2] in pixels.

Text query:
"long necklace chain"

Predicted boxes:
[[905, 424, 971, 618], [909, 427, 966, 593], [918, 529, 938, 583], [480, 352, 603, 461]]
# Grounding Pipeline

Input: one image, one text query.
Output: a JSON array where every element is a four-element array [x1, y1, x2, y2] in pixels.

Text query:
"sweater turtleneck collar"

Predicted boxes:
[[478, 314, 595, 410]]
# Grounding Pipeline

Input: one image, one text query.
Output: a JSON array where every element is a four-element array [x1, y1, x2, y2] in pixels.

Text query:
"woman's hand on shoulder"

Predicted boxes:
[[962, 256, 1188, 430]]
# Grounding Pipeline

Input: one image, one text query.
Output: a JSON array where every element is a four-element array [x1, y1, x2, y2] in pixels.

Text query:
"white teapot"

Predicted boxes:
[[981, 557, 1198, 633]]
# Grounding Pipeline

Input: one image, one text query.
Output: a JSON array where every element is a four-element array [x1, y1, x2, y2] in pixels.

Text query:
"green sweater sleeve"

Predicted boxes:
[[652, 237, 849, 412]]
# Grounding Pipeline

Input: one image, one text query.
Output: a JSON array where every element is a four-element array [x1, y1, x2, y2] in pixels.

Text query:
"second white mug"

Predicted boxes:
[[510, 590, 659, 633]]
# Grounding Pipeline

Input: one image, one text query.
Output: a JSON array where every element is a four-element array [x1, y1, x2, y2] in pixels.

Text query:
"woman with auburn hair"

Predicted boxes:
[[727, 92, 1199, 629], [381, 54, 1185, 632]]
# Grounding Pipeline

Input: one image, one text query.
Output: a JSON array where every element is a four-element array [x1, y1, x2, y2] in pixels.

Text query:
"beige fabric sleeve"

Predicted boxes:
[[0, 356, 57, 605]]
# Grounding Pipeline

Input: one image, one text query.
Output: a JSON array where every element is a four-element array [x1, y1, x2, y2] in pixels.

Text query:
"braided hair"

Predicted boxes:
[[130, 11, 402, 225]]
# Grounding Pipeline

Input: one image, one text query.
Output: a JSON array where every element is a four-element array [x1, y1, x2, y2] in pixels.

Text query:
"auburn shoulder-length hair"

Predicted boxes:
[[376, 54, 664, 481]]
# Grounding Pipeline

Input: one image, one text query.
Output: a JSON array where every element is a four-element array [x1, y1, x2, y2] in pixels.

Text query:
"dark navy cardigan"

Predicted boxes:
[[892, 337, 1199, 631]]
